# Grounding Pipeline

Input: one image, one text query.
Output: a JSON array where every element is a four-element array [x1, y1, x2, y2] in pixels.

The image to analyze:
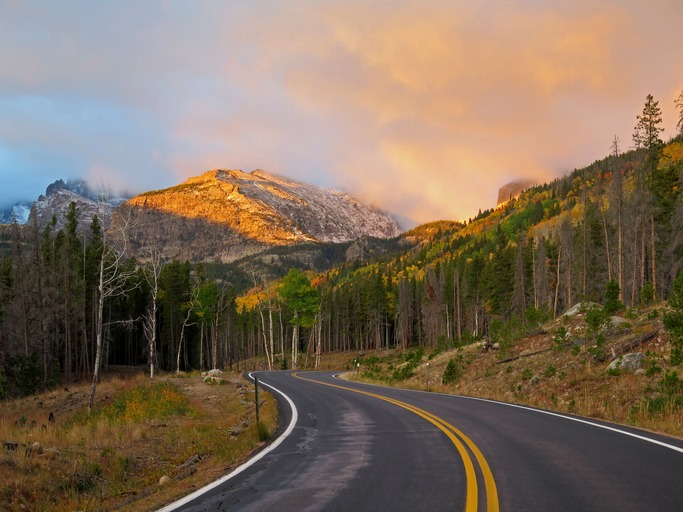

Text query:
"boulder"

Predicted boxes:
[[159, 475, 172, 486], [207, 368, 223, 377], [606, 352, 643, 373], [562, 302, 602, 317], [203, 376, 223, 385], [603, 316, 629, 335]]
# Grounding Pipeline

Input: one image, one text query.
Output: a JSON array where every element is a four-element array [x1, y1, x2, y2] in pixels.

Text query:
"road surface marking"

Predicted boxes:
[[333, 372, 683, 455], [157, 373, 298, 512], [293, 372, 499, 512]]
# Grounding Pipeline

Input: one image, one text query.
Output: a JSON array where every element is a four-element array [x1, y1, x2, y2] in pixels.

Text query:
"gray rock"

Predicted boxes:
[[606, 352, 643, 373], [562, 302, 602, 317], [602, 316, 630, 335], [159, 475, 172, 486]]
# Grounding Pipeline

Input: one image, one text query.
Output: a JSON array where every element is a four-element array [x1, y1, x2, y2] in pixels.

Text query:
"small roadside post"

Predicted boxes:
[[254, 376, 260, 424], [426, 362, 430, 391]]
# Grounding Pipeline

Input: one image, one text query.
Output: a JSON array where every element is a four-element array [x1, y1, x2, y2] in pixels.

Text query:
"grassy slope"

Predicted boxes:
[[0, 368, 276, 512], [321, 303, 682, 439]]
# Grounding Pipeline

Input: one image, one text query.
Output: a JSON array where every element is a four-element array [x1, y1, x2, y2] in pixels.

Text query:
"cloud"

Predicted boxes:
[[1, 1, 682, 227]]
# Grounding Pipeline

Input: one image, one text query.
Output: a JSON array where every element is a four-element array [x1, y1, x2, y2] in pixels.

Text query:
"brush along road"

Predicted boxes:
[[161, 371, 683, 512]]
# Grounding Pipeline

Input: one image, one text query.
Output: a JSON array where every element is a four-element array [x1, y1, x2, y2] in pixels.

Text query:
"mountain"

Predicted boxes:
[[29, 179, 129, 232], [124, 169, 402, 263], [0, 200, 32, 224]]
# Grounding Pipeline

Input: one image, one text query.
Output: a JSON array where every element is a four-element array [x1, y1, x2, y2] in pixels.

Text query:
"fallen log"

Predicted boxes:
[[496, 348, 549, 365], [612, 329, 659, 357]]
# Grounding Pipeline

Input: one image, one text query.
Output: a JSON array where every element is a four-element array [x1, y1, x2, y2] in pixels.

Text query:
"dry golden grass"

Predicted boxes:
[[327, 306, 683, 440], [0, 368, 277, 512]]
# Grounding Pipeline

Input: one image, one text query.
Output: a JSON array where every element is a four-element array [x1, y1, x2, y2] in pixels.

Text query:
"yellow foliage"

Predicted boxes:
[[661, 141, 683, 168]]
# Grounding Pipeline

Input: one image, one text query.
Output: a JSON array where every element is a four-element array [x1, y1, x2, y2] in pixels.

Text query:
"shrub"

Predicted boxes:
[[1, 352, 44, 397], [553, 326, 569, 350], [404, 348, 424, 365], [391, 365, 415, 382], [525, 306, 550, 325], [671, 340, 683, 367], [442, 358, 460, 384], [641, 281, 655, 306], [0, 367, 5, 400], [588, 334, 607, 362], [603, 279, 624, 315], [664, 273, 683, 336], [635, 370, 683, 418], [585, 307, 606, 333]]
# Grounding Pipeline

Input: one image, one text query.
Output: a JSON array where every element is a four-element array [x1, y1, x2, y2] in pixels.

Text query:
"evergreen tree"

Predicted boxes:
[[633, 94, 665, 299], [604, 279, 624, 316]]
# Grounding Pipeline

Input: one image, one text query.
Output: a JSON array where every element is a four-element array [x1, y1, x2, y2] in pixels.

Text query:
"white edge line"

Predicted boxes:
[[157, 372, 298, 512], [331, 372, 683, 455]]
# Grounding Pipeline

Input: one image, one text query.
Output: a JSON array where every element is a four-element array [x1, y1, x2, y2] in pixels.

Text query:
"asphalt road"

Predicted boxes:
[[160, 371, 683, 512]]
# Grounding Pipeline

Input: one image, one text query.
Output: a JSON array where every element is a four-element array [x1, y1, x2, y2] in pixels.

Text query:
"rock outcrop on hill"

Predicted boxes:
[[496, 179, 536, 206]]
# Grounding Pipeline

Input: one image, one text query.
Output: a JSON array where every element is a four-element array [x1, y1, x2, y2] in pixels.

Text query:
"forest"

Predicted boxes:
[[1, 93, 682, 400]]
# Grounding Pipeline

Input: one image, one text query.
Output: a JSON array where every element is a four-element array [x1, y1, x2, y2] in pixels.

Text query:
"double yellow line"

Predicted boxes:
[[292, 372, 499, 512]]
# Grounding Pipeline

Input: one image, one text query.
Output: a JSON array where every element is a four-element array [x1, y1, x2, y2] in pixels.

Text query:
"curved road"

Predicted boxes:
[[161, 371, 683, 512]]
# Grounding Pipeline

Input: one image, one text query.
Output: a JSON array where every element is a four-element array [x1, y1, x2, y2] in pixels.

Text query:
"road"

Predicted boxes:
[[161, 371, 683, 512]]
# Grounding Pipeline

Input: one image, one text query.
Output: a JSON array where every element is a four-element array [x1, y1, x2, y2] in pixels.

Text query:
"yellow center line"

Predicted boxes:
[[292, 372, 499, 512]]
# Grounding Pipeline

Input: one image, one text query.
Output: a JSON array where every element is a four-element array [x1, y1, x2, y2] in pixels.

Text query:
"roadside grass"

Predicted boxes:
[[0, 370, 277, 512], [330, 305, 683, 439]]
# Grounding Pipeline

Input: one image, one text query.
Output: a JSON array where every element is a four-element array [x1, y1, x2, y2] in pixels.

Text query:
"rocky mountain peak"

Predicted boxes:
[[125, 168, 402, 263], [29, 179, 129, 232]]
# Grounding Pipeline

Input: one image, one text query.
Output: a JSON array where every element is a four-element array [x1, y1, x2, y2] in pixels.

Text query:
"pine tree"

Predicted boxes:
[[633, 94, 665, 299]]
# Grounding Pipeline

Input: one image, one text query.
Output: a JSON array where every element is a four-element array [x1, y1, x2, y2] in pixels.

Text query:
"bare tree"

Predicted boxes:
[[247, 266, 274, 371], [142, 245, 164, 379], [88, 205, 138, 412], [676, 89, 683, 137], [176, 278, 199, 374]]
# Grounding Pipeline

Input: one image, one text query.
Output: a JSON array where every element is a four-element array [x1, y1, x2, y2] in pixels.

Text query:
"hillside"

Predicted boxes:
[[231, 135, 683, 437], [124, 169, 402, 263], [341, 302, 682, 438]]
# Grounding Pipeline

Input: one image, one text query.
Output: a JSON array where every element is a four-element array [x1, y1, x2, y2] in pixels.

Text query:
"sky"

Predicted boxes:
[[1, 1, 682, 228]]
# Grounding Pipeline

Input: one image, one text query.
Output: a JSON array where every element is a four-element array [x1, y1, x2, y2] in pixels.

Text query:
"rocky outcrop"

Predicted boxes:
[[497, 179, 536, 206]]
